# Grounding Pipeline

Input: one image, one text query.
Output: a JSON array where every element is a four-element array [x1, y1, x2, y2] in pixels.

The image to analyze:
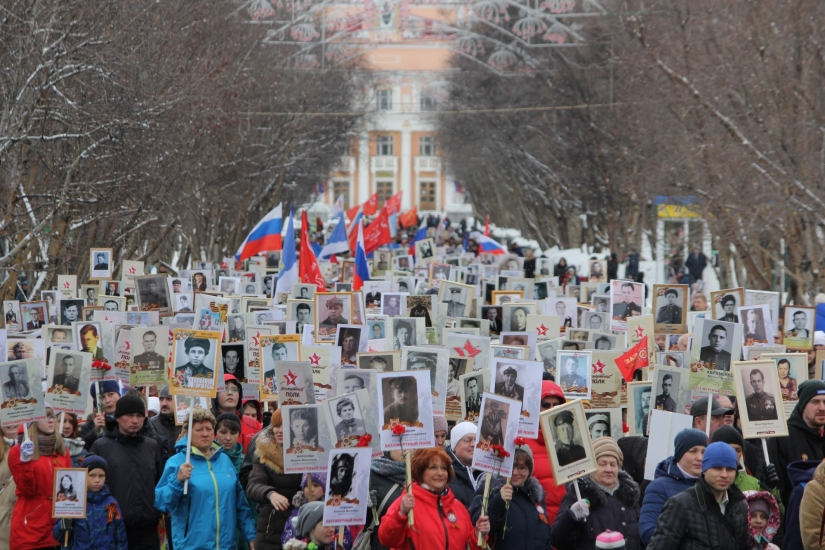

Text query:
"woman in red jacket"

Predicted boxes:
[[526, 380, 568, 523], [378, 447, 490, 550], [8, 407, 72, 550]]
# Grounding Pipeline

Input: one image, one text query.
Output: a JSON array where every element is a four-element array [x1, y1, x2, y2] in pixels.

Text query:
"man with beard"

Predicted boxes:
[[383, 377, 418, 424], [554, 410, 586, 466], [480, 400, 507, 446], [328, 453, 356, 498]]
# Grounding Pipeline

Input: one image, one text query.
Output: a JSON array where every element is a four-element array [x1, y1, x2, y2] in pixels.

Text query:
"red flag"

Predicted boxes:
[[614, 335, 649, 382], [300, 210, 327, 291], [363, 207, 392, 255], [345, 192, 379, 221], [398, 207, 418, 228], [346, 203, 360, 223], [384, 192, 403, 216], [484, 215, 490, 237]]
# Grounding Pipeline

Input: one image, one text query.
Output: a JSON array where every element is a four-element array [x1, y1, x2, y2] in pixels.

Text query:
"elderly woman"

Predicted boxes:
[[550, 437, 642, 550], [378, 447, 490, 550], [155, 408, 256, 549], [469, 443, 550, 549]]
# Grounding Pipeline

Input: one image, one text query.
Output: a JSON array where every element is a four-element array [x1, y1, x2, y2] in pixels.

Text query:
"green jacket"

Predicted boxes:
[[735, 470, 785, 518]]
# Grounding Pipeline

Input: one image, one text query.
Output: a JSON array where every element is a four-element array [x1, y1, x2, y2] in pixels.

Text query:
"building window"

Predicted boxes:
[[333, 180, 350, 209], [419, 136, 436, 157], [377, 181, 394, 208], [336, 140, 351, 157], [376, 135, 394, 156], [420, 91, 437, 111], [377, 88, 393, 111], [420, 181, 436, 210]]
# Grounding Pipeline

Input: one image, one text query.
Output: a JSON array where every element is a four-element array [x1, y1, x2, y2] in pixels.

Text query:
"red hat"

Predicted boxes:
[[542, 380, 566, 403]]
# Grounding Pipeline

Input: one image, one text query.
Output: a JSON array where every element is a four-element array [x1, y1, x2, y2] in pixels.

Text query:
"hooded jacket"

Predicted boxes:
[[551, 470, 642, 550], [149, 411, 182, 459], [446, 446, 476, 508], [743, 490, 780, 550], [527, 381, 568, 523], [213, 375, 262, 453], [768, 409, 825, 505], [639, 456, 699, 545], [799, 461, 825, 550], [469, 475, 550, 550], [784, 459, 820, 550], [155, 437, 256, 549], [53, 484, 128, 550], [0, 442, 17, 549]]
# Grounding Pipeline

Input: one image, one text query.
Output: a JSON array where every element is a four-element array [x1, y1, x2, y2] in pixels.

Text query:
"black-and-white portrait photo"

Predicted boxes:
[[60, 299, 83, 326], [480, 398, 509, 445], [1, 362, 31, 400], [328, 452, 357, 499], [381, 293, 403, 318], [783, 306, 815, 350], [551, 409, 585, 466], [740, 306, 769, 345], [653, 371, 679, 413], [52, 352, 82, 392], [406, 296, 433, 328], [337, 327, 363, 365], [357, 353, 394, 372], [90, 249, 113, 279], [654, 286, 686, 330], [462, 374, 482, 416], [136, 275, 171, 310], [552, 299, 576, 328], [173, 335, 217, 389], [558, 352, 588, 391], [631, 383, 651, 436], [406, 351, 438, 388], [329, 395, 366, 440], [582, 311, 607, 332], [537, 340, 559, 377], [391, 318, 415, 350], [381, 375, 419, 424], [287, 407, 318, 450], [715, 292, 740, 323], [221, 344, 245, 381], [588, 260, 607, 283], [698, 321, 734, 371], [742, 365, 779, 422], [592, 295, 610, 313], [219, 277, 240, 294], [340, 371, 369, 394]]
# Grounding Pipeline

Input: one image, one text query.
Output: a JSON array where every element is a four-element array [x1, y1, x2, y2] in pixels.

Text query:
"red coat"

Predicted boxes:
[[528, 381, 568, 523], [378, 482, 480, 550], [8, 444, 72, 550]]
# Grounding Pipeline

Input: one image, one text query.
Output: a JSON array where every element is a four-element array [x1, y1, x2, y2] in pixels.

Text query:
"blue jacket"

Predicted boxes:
[[53, 484, 128, 550], [155, 437, 256, 550], [784, 459, 820, 550], [639, 456, 698, 545]]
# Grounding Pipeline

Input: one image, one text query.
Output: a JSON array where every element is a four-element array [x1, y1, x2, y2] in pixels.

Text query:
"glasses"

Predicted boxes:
[[224, 387, 240, 395]]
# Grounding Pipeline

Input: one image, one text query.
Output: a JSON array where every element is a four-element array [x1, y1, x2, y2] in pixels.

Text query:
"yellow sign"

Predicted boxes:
[[657, 204, 700, 219]]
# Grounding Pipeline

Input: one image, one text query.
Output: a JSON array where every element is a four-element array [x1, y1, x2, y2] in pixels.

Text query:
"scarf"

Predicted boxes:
[[370, 456, 407, 485], [593, 478, 620, 496], [38, 433, 56, 456]]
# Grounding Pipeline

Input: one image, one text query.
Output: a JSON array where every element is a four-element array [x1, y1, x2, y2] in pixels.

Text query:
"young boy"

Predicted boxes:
[[53, 455, 127, 549], [743, 490, 780, 550], [215, 413, 244, 471]]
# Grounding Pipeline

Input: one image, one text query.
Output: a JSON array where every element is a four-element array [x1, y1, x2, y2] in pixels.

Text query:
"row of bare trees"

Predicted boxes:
[[0, 0, 366, 299], [439, 0, 825, 301]]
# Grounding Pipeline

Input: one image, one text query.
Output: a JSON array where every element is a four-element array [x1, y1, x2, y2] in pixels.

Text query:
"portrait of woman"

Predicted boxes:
[[192, 272, 207, 292], [289, 408, 318, 449], [56, 474, 78, 502], [777, 358, 798, 400]]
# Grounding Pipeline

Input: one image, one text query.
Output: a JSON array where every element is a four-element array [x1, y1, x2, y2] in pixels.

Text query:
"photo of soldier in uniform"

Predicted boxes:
[[380, 376, 419, 424], [315, 293, 352, 342], [654, 285, 687, 334], [479, 398, 508, 446], [743, 367, 778, 421], [611, 281, 643, 320], [653, 372, 678, 413], [463, 374, 482, 417], [1, 362, 31, 399], [492, 364, 524, 400], [551, 410, 586, 466], [173, 336, 216, 388]]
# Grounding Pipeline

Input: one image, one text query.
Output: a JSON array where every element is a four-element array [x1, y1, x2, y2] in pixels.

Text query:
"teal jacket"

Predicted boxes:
[[155, 437, 256, 549]]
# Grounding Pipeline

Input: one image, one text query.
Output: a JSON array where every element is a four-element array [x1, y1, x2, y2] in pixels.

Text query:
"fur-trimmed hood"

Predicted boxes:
[[566, 470, 640, 509], [254, 427, 284, 473], [489, 475, 545, 506]]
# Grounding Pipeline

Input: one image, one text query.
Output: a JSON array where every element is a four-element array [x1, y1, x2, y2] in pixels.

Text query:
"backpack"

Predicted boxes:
[[352, 483, 399, 550]]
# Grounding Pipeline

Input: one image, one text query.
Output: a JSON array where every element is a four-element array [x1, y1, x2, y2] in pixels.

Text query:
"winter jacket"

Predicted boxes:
[[65, 436, 89, 467], [224, 442, 245, 473], [363, 458, 405, 550], [646, 475, 750, 550], [551, 471, 641, 550], [378, 482, 479, 550], [89, 424, 163, 532], [80, 412, 116, 451], [768, 410, 825, 505], [149, 413, 181, 459], [469, 476, 550, 550], [639, 456, 699, 545], [742, 490, 780, 550], [53, 484, 128, 550], [784, 460, 820, 550], [0, 442, 17, 549], [245, 428, 303, 550], [527, 381, 568, 523], [800, 461, 825, 550], [446, 446, 477, 508], [155, 437, 256, 549], [8, 443, 72, 550]]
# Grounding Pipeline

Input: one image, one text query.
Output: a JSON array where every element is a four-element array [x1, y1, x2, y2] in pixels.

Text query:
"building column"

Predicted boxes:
[[357, 131, 370, 205], [401, 129, 412, 210]]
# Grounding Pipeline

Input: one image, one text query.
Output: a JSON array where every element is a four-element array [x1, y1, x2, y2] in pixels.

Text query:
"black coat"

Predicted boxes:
[[550, 471, 641, 550], [469, 476, 551, 550], [646, 475, 749, 550], [89, 425, 163, 531], [447, 447, 477, 509], [149, 413, 181, 460], [365, 465, 405, 550], [768, 409, 825, 505], [79, 412, 117, 451]]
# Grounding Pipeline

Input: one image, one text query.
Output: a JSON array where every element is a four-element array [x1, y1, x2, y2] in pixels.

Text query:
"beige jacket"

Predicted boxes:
[[801, 461, 825, 550], [0, 451, 17, 549]]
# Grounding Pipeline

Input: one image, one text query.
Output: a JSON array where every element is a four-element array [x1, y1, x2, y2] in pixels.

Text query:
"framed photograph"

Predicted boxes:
[[498, 255, 523, 272], [783, 306, 815, 351], [734, 360, 789, 438], [401, 345, 450, 416], [326, 386, 375, 444], [282, 404, 328, 473], [135, 275, 172, 312], [336, 369, 372, 398], [314, 293, 353, 343], [710, 288, 745, 323], [650, 363, 690, 415], [557, 350, 592, 399], [322, 447, 371, 526], [588, 260, 608, 283], [356, 351, 399, 372], [337, 325, 368, 365], [761, 353, 808, 418], [0, 358, 46, 428], [405, 295, 434, 328], [46, 350, 91, 414], [536, 339, 560, 378], [81, 306, 101, 322], [489, 357, 543, 437], [471, 392, 521, 477], [626, 381, 652, 436], [189, 271, 211, 292], [99, 280, 122, 297], [592, 294, 610, 314], [45, 326, 73, 350], [745, 290, 780, 334], [340, 260, 355, 284], [287, 300, 313, 337], [169, 329, 221, 398], [52, 468, 88, 518], [610, 281, 644, 331], [585, 408, 623, 440], [259, 334, 302, 396], [580, 311, 608, 333], [588, 332, 618, 351], [437, 281, 473, 318], [372, 250, 391, 276], [20, 301, 47, 331], [688, 318, 741, 395], [41, 291, 60, 324], [492, 291, 523, 306], [459, 370, 488, 423], [539, 399, 597, 483], [388, 317, 426, 351], [376, 370, 435, 450], [89, 248, 113, 281], [2, 301, 21, 333], [414, 238, 436, 264], [130, 327, 168, 387], [380, 293, 406, 318], [292, 284, 316, 301], [653, 284, 688, 335], [392, 254, 413, 271]]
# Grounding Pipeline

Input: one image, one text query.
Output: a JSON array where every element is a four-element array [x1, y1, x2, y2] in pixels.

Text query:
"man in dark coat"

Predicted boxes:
[[647, 442, 749, 550], [148, 385, 182, 459], [684, 246, 707, 281]]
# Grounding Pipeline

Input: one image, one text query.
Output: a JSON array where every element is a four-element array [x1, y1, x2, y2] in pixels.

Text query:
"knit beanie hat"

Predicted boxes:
[[83, 454, 108, 476], [596, 530, 626, 549], [711, 425, 744, 449], [796, 380, 825, 413], [296, 501, 325, 537], [215, 413, 241, 433], [433, 416, 448, 434], [674, 428, 708, 462], [702, 442, 738, 472], [592, 436, 623, 467], [90, 380, 121, 409], [114, 392, 146, 418], [451, 422, 477, 451]]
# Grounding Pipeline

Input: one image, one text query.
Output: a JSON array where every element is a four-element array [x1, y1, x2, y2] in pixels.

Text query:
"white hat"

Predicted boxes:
[[148, 397, 160, 415], [450, 422, 477, 450], [815, 331, 825, 347]]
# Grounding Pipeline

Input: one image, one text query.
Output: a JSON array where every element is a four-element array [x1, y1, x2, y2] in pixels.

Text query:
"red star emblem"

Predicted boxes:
[[309, 353, 321, 366], [592, 360, 606, 374], [368, 346, 377, 352], [128, 266, 136, 274], [125, 342, 131, 351], [252, 333, 261, 347], [454, 340, 481, 358], [63, 281, 71, 289], [536, 324, 549, 336], [634, 326, 645, 339], [284, 369, 298, 386]]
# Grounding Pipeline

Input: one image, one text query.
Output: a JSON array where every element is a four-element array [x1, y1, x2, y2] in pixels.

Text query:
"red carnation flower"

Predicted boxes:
[[356, 434, 372, 447], [513, 437, 527, 447], [391, 424, 407, 436]]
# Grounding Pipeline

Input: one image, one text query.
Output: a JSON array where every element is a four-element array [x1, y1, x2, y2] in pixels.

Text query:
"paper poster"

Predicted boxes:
[[760, 353, 808, 418], [489, 357, 542, 437], [130, 327, 168, 387], [169, 329, 221, 398], [584, 408, 624, 441], [689, 318, 741, 396], [459, 369, 490, 424], [783, 306, 815, 351], [609, 280, 644, 332], [326, 389, 380, 457], [446, 357, 474, 422], [376, 370, 435, 451], [446, 333, 491, 373], [526, 315, 560, 342], [643, 410, 694, 480], [557, 350, 592, 400], [283, 404, 330, 473], [52, 468, 88, 519], [400, 345, 449, 416], [173, 395, 209, 426], [273, 361, 316, 405], [46, 350, 92, 415], [589, 350, 623, 409], [627, 315, 655, 363], [471, 392, 521, 477], [322, 447, 371, 526], [111, 326, 131, 381], [540, 399, 597, 484], [0, 359, 47, 428], [733, 360, 789, 439], [259, 334, 302, 399], [245, 325, 275, 386], [653, 284, 689, 335], [626, 381, 652, 436], [58, 275, 78, 300], [301, 345, 341, 403]]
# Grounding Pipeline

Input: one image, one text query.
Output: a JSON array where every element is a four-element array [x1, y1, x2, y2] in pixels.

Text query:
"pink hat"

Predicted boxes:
[[596, 531, 626, 549]]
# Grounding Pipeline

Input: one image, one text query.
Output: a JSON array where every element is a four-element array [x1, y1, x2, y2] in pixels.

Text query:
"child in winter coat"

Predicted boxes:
[[215, 413, 250, 550], [53, 455, 127, 550], [282, 473, 353, 549], [743, 490, 780, 550]]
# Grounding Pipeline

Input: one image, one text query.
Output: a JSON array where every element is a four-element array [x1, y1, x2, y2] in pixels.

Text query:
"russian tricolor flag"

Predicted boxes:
[[234, 203, 283, 262], [353, 220, 371, 291], [470, 231, 507, 255]]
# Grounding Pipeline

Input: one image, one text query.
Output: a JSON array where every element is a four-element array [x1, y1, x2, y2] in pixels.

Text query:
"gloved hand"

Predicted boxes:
[[570, 499, 590, 521], [765, 463, 780, 488], [292, 490, 308, 508], [19, 440, 34, 462], [369, 489, 379, 508]]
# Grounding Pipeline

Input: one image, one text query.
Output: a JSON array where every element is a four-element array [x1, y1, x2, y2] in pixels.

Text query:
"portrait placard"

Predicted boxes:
[[298, 346, 336, 403], [557, 350, 592, 400], [258, 333, 303, 398], [588, 260, 607, 283], [52, 468, 88, 519], [314, 293, 353, 343], [505, 278, 535, 300], [335, 369, 373, 400], [626, 381, 652, 436], [20, 301, 47, 332], [745, 290, 780, 332], [121, 260, 145, 284], [172, 395, 209, 426], [470, 392, 521, 477], [459, 369, 489, 424], [356, 351, 399, 372], [282, 404, 330, 473], [245, 325, 275, 385], [627, 315, 656, 362], [610, 280, 644, 332], [130, 327, 168, 387], [489, 357, 542, 437], [738, 304, 773, 347], [437, 281, 473, 318], [760, 353, 808, 418], [169, 329, 221, 398], [336, 325, 368, 366], [580, 311, 608, 334], [783, 306, 815, 351], [401, 345, 450, 416], [388, 317, 426, 351], [650, 363, 691, 416], [135, 275, 172, 312], [322, 447, 371, 526], [540, 399, 596, 483], [47, 351, 92, 415], [326, 389, 379, 457], [376, 370, 435, 451], [58, 275, 77, 300], [0, 359, 46, 428], [643, 410, 694, 480], [733, 360, 789, 439], [590, 350, 623, 409], [414, 238, 436, 265], [45, 326, 73, 351], [653, 284, 688, 335], [585, 408, 623, 440], [3, 301, 21, 333], [446, 357, 474, 421], [711, 288, 745, 323], [749, 345, 787, 361], [536, 339, 561, 379], [446, 333, 490, 373], [492, 291, 523, 306], [287, 300, 314, 337], [689, 318, 741, 395], [89, 248, 113, 281]]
